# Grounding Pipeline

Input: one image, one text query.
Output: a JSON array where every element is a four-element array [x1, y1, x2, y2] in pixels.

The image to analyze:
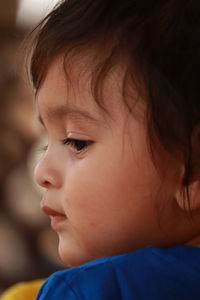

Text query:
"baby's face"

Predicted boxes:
[[35, 56, 182, 266]]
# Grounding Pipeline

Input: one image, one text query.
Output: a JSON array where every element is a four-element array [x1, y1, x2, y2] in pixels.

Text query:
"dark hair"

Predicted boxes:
[[30, 0, 200, 208]]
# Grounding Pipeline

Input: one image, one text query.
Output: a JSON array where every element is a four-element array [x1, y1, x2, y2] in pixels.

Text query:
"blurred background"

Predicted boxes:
[[0, 0, 65, 294]]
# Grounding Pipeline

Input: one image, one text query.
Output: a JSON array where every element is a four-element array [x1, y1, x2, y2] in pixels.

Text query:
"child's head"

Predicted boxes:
[[31, 0, 200, 266]]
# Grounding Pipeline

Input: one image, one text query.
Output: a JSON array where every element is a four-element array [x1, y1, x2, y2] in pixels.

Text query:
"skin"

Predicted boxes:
[[34, 56, 200, 267]]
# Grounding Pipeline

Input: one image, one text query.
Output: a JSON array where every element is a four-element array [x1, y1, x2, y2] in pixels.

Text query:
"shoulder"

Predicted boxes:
[[37, 246, 200, 299], [36, 256, 121, 300], [36, 248, 153, 300]]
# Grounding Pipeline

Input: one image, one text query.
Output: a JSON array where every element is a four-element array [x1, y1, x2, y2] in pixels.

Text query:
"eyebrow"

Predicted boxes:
[[38, 104, 103, 126]]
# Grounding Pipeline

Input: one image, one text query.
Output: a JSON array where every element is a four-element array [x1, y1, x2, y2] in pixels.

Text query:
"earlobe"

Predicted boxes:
[[176, 181, 200, 212], [176, 179, 200, 212], [176, 123, 200, 212], [187, 181, 200, 211], [190, 123, 200, 181]]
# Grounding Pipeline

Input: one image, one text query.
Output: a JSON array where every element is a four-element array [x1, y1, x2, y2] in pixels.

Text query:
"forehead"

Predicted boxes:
[[36, 54, 145, 126], [37, 55, 119, 119]]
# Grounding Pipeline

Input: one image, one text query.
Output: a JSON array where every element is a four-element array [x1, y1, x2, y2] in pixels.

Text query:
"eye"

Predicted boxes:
[[37, 138, 93, 154], [63, 138, 93, 152]]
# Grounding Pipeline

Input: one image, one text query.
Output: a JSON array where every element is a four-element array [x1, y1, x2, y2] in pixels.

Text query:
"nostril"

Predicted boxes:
[[35, 168, 51, 188], [33, 152, 62, 189], [34, 162, 62, 189], [41, 180, 51, 189], [34, 161, 50, 188]]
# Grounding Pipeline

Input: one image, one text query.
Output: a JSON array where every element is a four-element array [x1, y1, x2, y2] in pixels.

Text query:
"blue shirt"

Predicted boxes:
[[36, 245, 200, 299]]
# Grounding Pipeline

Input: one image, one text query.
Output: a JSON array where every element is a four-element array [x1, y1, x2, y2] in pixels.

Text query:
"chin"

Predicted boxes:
[[58, 242, 94, 267]]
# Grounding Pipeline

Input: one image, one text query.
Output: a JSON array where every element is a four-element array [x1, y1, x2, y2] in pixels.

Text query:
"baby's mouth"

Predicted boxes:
[[41, 205, 67, 230]]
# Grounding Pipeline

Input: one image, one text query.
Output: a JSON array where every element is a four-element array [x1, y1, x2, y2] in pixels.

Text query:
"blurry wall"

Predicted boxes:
[[0, 1, 18, 28], [0, 0, 63, 294]]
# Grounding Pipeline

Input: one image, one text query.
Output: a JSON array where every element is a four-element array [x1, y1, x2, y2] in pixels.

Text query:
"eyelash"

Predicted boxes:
[[63, 138, 93, 152], [40, 138, 93, 153]]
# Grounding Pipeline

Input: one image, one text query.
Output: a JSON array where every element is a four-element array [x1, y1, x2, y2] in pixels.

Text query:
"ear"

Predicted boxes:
[[176, 124, 200, 212]]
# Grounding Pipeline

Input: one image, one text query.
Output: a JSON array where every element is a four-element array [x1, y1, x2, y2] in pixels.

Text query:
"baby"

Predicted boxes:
[[30, 0, 200, 298]]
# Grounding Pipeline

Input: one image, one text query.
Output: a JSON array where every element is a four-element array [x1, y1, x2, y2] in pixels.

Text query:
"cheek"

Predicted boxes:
[[63, 146, 160, 225], [59, 144, 168, 260]]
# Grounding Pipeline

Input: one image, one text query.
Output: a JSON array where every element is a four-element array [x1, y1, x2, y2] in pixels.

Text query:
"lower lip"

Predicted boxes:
[[50, 215, 67, 230]]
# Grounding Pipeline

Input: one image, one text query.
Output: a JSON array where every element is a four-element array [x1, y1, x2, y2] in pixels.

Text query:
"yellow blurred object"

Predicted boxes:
[[0, 279, 45, 300]]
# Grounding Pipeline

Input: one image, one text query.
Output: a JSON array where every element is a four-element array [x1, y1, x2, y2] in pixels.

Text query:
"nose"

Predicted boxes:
[[34, 152, 62, 189]]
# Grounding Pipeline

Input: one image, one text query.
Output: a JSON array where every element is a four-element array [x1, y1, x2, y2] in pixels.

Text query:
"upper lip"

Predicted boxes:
[[41, 205, 66, 217]]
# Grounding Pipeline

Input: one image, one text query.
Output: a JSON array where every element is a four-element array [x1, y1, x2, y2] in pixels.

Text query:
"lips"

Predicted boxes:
[[41, 205, 67, 230], [41, 205, 65, 217]]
